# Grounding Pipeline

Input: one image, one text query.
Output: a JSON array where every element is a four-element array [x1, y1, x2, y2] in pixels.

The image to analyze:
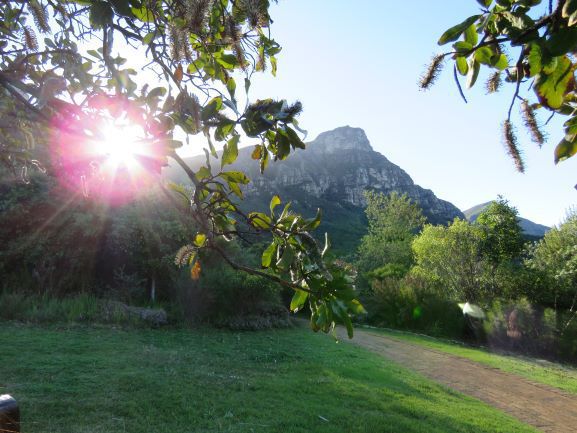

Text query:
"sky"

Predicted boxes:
[[228, 0, 577, 227]]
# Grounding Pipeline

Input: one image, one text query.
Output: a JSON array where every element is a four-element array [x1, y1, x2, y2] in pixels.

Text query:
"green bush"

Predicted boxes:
[[171, 262, 289, 330], [364, 273, 465, 339]]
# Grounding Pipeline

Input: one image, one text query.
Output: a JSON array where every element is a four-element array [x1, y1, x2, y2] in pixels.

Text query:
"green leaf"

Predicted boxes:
[[467, 58, 480, 88], [305, 208, 322, 230], [147, 86, 166, 99], [142, 31, 155, 45], [476, 0, 492, 6], [109, 0, 134, 17], [453, 41, 473, 53], [270, 56, 278, 77], [221, 135, 239, 168], [456, 57, 469, 76], [277, 245, 295, 271], [438, 15, 481, 45], [201, 97, 223, 121], [554, 137, 577, 163], [285, 126, 306, 149], [89, 1, 114, 29], [534, 56, 575, 109], [216, 54, 238, 69], [131, 5, 154, 22], [545, 28, 577, 57], [492, 53, 508, 70], [343, 313, 354, 339], [261, 241, 276, 268], [474, 46, 493, 65], [226, 77, 236, 99], [270, 194, 281, 214], [464, 24, 478, 46], [249, 212, 272, 229], [528, 43, 542, 76], [195, 166, 212, 180], [290, 289, 309, 312], [221, 171, 249, 184], [194, 233, 207, 247]]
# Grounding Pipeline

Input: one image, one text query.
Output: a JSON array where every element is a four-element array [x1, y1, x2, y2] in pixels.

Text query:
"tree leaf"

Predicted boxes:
[[226, 77, 236, 99], [194, 233, 207, 247], [190, 260, 202, 280], [131, 5, 154, 22], [464, 24, 478, 46], [221, 171, 249, 184], [456, 56, 469, 76], [251, 145, 262, 160], [534, 56, 575, 109], [89, 1, 114, 29], [221, 135, 239, 168], [554, 137, 577, 163], [467, 58, 480, 88], [290, 289, 309, 312], [563, 0, 577, 18], [546, 27, 577, 57], [528, 43, 542, 76], [270, 194, 281, 214], [174, 64, 183, 83], [438, 15, 481, 45], [474, 46, 493, 65], [261, 241, 276, 268], [249, 212, 272, 229], [201, 97, 223, 121], [195, 166, 212, 180]]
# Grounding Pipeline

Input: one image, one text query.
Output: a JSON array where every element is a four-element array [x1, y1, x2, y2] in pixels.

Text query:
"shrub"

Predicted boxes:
[[364, 273, 465, 339], [170, 263, 289, 330]]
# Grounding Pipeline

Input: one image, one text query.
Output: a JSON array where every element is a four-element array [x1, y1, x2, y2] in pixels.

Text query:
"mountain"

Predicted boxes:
[[167, 126, 464, 253], [464, 201, 550, 239]]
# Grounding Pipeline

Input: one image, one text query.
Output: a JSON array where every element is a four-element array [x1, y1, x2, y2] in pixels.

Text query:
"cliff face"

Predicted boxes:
[[169, 126, 464, 252], [229, 126, 463, 225]]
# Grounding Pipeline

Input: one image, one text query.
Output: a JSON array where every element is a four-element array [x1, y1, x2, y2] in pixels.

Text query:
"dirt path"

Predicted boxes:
[[338, 328, 577, 433]]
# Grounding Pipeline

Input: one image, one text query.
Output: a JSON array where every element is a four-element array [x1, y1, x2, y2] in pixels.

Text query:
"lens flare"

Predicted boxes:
[[51, 106, 162, 206]]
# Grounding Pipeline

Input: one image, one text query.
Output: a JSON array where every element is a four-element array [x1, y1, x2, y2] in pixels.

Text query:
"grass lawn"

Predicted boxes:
[[0, 323, 539, 433], [363, 326, 577, 396]]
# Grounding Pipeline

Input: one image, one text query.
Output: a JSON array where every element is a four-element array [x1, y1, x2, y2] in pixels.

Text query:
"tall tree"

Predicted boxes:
[[528, 209, 577, 331], [357, 191, 426, 278], [0, 0, 361, 335], [475, 196, 524, 265], [412, 219, 488, 303]]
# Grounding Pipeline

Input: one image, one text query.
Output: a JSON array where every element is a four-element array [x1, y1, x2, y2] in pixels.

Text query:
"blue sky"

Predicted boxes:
[[239, 0, 576, 226]]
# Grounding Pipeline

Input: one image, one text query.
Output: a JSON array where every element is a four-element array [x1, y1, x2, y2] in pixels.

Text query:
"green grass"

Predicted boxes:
[[363, 326, 577, 395], [0, 323, 538, 433]]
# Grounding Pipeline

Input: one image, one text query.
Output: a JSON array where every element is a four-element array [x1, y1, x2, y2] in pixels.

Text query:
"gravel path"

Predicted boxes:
[[339, 328, 577, 433]]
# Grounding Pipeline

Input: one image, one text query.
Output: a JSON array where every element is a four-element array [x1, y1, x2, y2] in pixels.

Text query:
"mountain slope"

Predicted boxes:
[[167, 126, 464, 254], [464, 201, 550, 238]]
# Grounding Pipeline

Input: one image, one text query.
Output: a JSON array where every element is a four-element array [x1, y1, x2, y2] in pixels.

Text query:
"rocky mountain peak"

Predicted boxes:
[[309, 126, 373, 154]]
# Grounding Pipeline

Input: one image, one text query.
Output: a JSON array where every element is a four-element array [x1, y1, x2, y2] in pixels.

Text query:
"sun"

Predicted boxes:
[[99, 123, 145, 168]]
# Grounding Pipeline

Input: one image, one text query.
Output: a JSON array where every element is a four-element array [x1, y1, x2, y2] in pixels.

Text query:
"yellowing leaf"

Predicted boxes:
[[175, 64, 183, 83], [191, 261, 202, 280]]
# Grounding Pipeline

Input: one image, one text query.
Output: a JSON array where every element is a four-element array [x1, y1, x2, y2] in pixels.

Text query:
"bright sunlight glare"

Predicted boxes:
[[99, 124, 144, 168]]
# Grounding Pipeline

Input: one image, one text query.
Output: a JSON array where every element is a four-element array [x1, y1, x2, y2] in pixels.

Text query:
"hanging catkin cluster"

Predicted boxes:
[[169, 0, 213, 62]]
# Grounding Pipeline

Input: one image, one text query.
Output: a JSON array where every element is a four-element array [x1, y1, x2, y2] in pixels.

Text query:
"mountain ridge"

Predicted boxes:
[[166, 126, 465, 253]]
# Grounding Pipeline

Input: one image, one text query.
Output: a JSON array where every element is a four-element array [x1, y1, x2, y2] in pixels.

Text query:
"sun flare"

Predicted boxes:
[[99, 124, 145, 168]]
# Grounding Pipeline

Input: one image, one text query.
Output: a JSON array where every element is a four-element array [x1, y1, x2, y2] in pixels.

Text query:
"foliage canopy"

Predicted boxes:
[[0, 0, 362, 336], [425, 0, 577, 175]]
